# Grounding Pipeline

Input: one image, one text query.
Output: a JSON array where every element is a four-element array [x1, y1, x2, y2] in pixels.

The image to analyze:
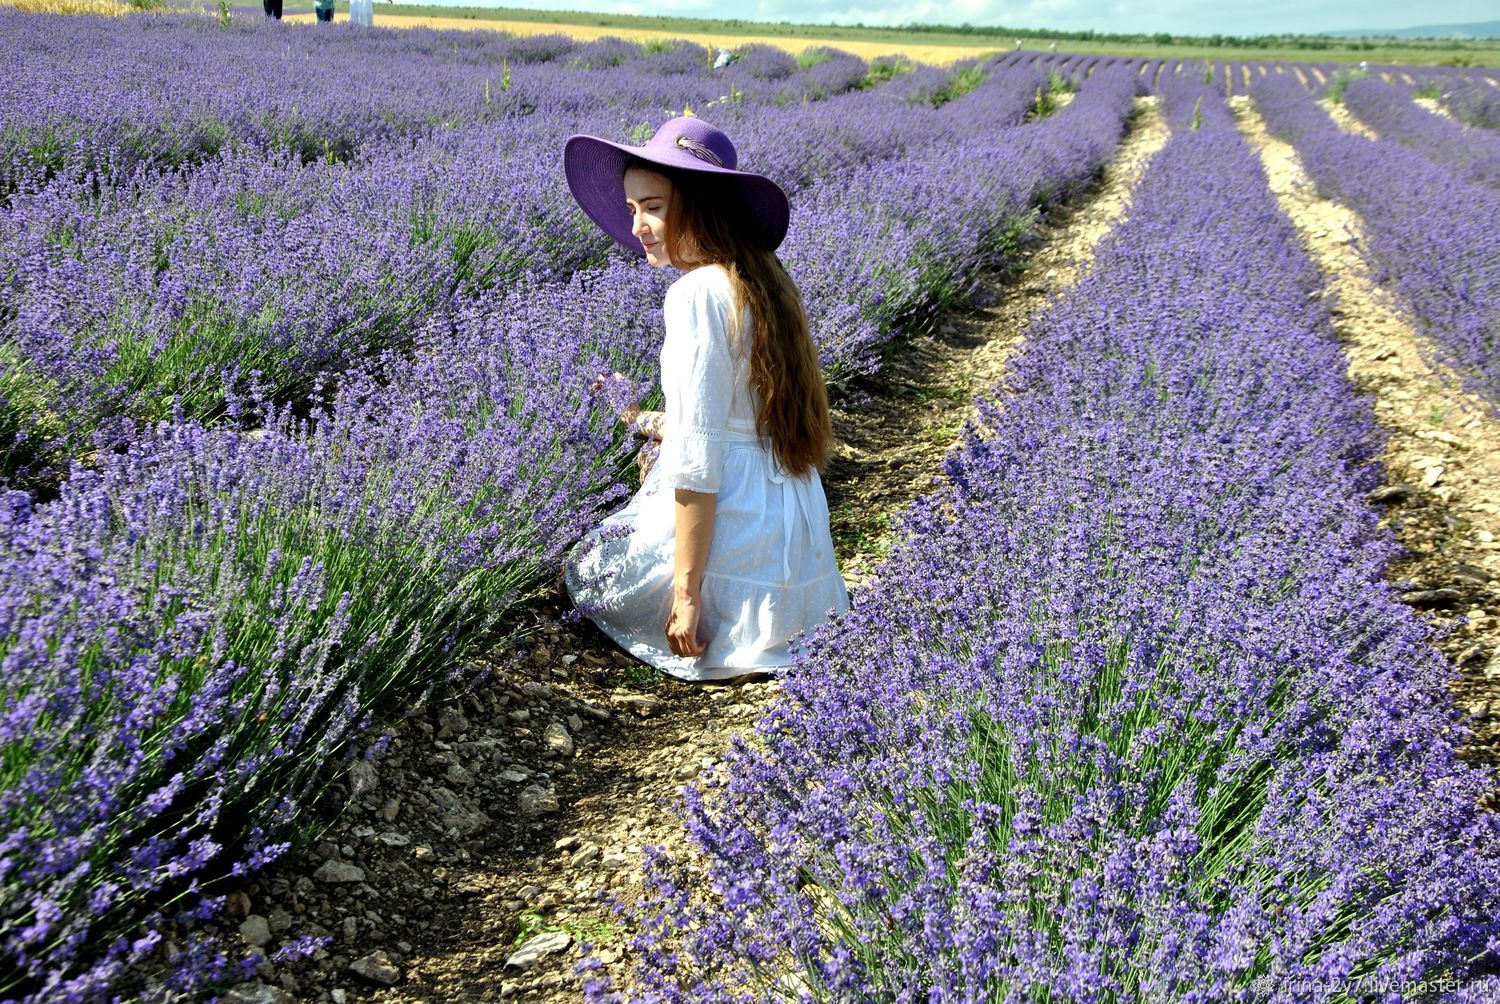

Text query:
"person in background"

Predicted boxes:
[[314, 0, 334, 21], [262, 0, 281, 18]]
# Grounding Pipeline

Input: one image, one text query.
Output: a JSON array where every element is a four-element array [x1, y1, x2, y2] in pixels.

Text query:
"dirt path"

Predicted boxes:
[[1234, 95, 1500, 801], [1414, 96, 1457, 121], [206, 95, 1170, 1004], [1321, 96, 1379, 137]]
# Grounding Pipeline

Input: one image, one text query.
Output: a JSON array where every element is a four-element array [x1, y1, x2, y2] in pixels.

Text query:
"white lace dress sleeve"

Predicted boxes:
[[655, 274, 739, 493]]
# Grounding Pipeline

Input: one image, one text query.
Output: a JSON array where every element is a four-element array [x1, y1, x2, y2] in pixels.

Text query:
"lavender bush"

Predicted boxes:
[[1341, 76, 1500, 189], [586, 78, 1500, 1003], [1251, 73, 1500, 409], [0, 257, 669, 1003], [0, 9, 872, 192], [1438, 77, 1500, 131], [0, 52, 1071, 490], [0, 114, 618, 487], [789, 67, 1137, 384], [1, 9, 559, 189]]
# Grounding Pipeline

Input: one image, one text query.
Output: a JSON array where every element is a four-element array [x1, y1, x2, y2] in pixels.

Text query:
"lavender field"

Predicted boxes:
[[3, 7, 1500, 1003]]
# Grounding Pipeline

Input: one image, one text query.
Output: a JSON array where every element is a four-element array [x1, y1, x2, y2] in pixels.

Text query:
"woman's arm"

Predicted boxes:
[[667, 488, 716, 657], [656, 275, 738, 658]]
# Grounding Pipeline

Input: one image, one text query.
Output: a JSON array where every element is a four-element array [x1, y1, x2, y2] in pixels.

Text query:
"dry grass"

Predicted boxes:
[[1, 0, 128, 13], [274, 13, 1001, 66]]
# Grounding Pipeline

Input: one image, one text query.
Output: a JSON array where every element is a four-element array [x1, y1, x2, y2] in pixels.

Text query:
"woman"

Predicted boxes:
[[560, 116, 849, 683]]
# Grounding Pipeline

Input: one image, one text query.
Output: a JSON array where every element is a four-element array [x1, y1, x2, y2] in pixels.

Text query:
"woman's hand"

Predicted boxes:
[[627, 408, 664, 440], [666, 583, 707, 657], [623, 409, 663, 481], [636, 435, 660, 482]]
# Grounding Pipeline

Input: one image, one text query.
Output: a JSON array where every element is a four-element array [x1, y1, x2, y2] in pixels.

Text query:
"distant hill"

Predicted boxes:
[[1322, 19, 1500, 39]]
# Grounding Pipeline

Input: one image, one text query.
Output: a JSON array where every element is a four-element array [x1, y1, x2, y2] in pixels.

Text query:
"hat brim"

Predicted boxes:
[[563, 133, 790, 257]]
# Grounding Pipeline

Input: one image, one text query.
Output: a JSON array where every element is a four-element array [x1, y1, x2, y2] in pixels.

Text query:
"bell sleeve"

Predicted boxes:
[[656, 276, 737, 494]]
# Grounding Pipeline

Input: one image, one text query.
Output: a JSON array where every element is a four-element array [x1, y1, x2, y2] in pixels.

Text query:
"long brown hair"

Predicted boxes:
[[625, 157, 832, 479]]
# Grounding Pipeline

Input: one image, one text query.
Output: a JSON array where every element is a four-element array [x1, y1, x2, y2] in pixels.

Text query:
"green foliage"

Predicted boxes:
[[0, 342, 65, 489], [196, 118, 230, 159], [716, 80, 744, 106], [1190, 96, 1204, 131], [1046, 68, 1077, 94], [627, 120, 654, 143], [512, 911, 551, 947], [641, 35, 674, 53], [619, 661, 659, 690], [828, 498, 896, 566], [1326, 66, 1367, 103], [1412, 82, 1442, 98], [1030, 85, 1056, 119], [862, 54, 918, 89], [795, 47, 832, 69], [933, 65, 987, 107], [513, 910, 622, 949]]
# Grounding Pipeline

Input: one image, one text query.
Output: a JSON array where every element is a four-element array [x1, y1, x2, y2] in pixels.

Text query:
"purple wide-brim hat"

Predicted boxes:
[[563, 115, 790, 257]]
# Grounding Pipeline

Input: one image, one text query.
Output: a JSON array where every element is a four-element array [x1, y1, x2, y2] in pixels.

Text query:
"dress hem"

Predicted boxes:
[[585, 607, 801, 682]]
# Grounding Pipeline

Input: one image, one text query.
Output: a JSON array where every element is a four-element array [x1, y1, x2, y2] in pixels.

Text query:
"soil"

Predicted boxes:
[[1321, 96, 1379, 138], [1234, 94, 1500, 798], [192, 94, 1173, 1004], [1413, 96, 1457, 122]]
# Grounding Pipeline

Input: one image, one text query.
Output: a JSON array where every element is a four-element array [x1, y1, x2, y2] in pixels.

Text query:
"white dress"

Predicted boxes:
[[563, 263, 850, 682]]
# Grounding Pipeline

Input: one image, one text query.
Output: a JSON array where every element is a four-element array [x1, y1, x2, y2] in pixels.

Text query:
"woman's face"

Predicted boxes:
[[624, 166, 673, 268]]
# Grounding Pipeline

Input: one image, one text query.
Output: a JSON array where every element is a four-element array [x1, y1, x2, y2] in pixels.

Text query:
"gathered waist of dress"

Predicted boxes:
[[719, 426, 768, 447], [662, 422, 762, 444], [663, 423, 810, 483]]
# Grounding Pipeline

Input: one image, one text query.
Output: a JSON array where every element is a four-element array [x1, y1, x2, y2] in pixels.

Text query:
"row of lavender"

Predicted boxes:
[[1251, 74, 1500, 409], [0, 8, 877, 187], [1338, 75, 1500, 188], [1436, 77, 1500, 130], [1012, 45, 1500, 128], [0, 46, 1139, 1004], [0, 15, 1049, 491], [15, 6, 1486, 178], [589, 77, 1500, 1002]]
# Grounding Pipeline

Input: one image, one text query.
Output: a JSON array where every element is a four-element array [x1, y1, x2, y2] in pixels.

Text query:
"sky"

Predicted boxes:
[[413, 0, 1495, 37]]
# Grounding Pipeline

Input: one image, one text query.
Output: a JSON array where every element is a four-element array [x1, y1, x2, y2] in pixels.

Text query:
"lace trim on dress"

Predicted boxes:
[[658, 424, 725, 492], [670, 425, 724, 441]]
